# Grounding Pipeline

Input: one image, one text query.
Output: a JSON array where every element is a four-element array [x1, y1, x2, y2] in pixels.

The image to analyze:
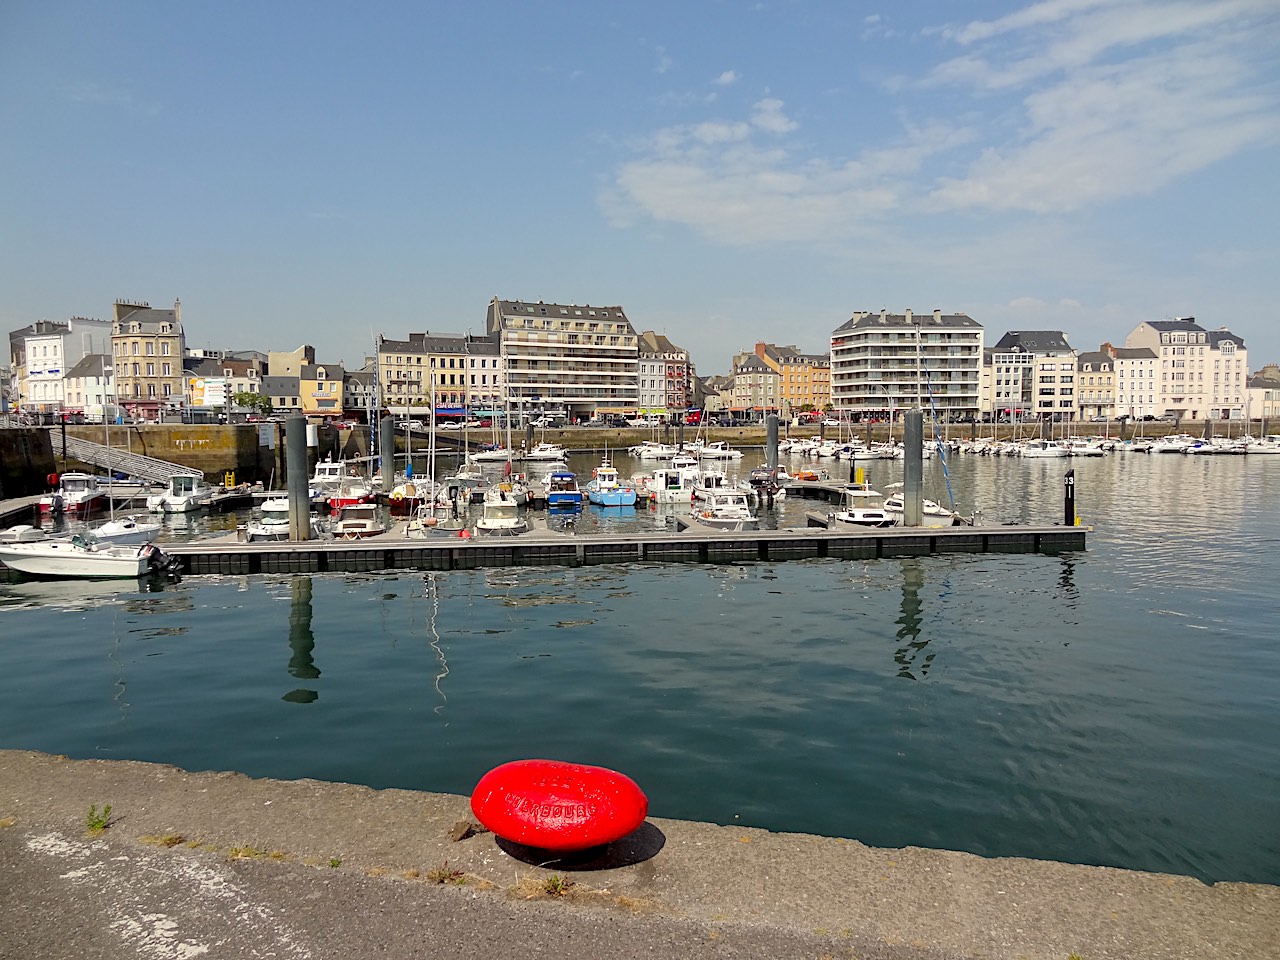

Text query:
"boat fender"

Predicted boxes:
[[458, 528, 472, 539]]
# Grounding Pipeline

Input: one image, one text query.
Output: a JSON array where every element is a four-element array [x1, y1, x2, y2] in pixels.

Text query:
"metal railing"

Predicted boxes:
[[52, 433, 200, 484]]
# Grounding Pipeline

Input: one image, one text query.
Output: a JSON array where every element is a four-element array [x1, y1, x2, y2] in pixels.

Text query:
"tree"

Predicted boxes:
[[233, 391, 272, 415]]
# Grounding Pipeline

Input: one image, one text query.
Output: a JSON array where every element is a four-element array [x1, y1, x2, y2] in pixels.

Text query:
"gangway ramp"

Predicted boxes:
[[53, 434, 202, 484]]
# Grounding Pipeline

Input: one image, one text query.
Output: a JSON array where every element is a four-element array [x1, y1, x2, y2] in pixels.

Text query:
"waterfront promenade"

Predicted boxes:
[[1, 750, 1274, 960]]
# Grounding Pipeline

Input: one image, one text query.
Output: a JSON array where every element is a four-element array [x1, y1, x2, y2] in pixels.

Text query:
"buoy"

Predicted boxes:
[[471, 759, 648, 851], [459, 529, 472, 539], [47, 473, 59, 486]]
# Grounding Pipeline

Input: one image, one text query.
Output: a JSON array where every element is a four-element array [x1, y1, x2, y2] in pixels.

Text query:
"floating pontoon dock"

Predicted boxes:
[[162, 523, 1085, 576]]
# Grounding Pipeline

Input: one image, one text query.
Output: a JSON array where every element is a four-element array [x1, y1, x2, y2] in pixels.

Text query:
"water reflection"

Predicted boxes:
[[893, 558, 933, 681], [424, 573, 448, 714], [283, 576, 319, 703]]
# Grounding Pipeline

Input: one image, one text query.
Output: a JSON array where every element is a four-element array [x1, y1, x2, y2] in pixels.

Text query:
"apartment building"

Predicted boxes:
[[1075, 350, 1115, 420], [831, 310, 983, 420], [730, 354, 779, 415], [466, 337, 502, 415], [1103, 344, 1159, 419], [637, 331, 692, 418], [14, 317, 114, 416], [111, 299, 186, 420], [751, 342, 830, 415], [486, 298, 638, 421], [987, 331, 1077, 420], [1248, 364, 1280, 422], [1124, 318, 1248, 420], [376, 332, 494, 416]]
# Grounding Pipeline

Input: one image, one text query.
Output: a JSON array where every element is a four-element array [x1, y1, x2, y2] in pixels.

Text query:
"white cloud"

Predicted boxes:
[[606, 0, 1279, 241], [1010, 296, 1048, 308], [750, 98, 798, 134], [654, 45, 673, 74], [714, 70, 739, 86]]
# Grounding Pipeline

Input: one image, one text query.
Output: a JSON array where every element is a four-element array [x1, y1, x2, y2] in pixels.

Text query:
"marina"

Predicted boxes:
[[0, 442, 1277, 887]]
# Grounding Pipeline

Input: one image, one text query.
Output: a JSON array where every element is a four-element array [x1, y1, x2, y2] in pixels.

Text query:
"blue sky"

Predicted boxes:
[[2, 0, 1277, 375]]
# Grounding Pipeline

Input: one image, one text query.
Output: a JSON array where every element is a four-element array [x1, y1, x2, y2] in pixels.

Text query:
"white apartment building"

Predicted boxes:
[[988, 331, 1077, 421], [466, 337, 503, 415], [1109, 346, 1159, 419], [486, 298, 638, 422], [637, 331, 692, 418], [18, 317, 115, 415], [1124, 318, 1248, 419], [831, 310, 983, 420]]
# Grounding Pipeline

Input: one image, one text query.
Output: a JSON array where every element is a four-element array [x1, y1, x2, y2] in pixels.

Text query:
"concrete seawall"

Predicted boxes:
[[1, 750, 1273, 959]]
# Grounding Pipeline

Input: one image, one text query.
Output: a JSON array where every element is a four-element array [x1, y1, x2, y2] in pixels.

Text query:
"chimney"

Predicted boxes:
[[904, 308, 912, 325], [879, 309, 887, 322], [174, 298, 181, 324], [933, 309, 942, 323]]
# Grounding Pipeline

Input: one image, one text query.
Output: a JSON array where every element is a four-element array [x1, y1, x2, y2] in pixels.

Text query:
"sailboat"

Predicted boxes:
[[91, 416, 161, 544]]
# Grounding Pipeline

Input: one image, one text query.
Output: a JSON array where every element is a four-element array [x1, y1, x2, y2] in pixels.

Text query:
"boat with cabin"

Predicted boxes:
[[690, 489, 759, 532], [146, 473, 216, 513], [585, 459, 637, 507], [546, 471, 584, 510], [0, 533, 171, 579], [39, 472, 107, 517]]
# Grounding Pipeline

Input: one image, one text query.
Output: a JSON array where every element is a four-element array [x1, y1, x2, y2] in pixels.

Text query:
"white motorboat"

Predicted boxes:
[[331, 502, 387, 539], [690, 468, 733, 504], [827, 484, 896, 528], [474, 493, 529, 536], [691, 489, 758, 531], [241, 497, 316, 542], [39, 472, 107, 517], [0, 534, 167, 579], [91, 514, 163, 545], [629, 441, 680, 461], [521, 442, 568, 462], [1019, 439, 1069, 458], [0, 524, 52, 543], [467, 445, 514, 462], [405, 500, 470, 538], [644, 466, 696, 504], [696, 440, 744, 460], [1245, 435, 1280, 455], [883, 491, 966, 527], [147, 473, 215, 513]]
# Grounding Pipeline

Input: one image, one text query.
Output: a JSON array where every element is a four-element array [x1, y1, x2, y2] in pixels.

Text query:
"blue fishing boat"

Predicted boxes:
[[546, 471, 584, 511], [585, 458, 637, 507]]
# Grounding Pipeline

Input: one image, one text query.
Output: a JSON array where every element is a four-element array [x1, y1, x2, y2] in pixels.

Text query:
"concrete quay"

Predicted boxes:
[[1, 750, 1273, 960]]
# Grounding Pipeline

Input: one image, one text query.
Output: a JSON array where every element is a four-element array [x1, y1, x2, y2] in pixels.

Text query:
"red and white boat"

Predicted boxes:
[[39, 472, 107, 517], [311, 458, 375, 510]]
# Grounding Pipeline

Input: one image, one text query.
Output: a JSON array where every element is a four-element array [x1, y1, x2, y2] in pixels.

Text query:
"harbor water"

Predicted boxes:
[[2, 449, 1278, 886]]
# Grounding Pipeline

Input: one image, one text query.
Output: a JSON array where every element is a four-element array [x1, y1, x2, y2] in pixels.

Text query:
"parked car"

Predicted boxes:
[[1156, 414, 1178, 422], [822, 418, 841, 427], [1088, 415, 1110, 422], [438, 421, 462, 430]]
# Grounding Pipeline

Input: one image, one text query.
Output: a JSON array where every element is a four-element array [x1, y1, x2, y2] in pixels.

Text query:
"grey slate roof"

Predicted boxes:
[[734, 355, 776, 374], [1207, 330, 1246, 349], [991, 330, 1073, 353], [1076, 351, 1112, 370], [1146, 318, 1203, 331], [65, 354, 111, 378], [1111, 347, 1158, 360], [488, 299, 636, 335], [834, 311, 981, 333]]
